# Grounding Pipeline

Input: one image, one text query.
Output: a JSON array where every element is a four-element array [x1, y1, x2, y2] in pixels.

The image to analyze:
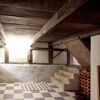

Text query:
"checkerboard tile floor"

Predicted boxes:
[[0, 82, 76, 100]]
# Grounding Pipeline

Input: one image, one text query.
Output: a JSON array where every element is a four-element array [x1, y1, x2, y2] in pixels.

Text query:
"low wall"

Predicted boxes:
[[0, 64, 63, 83]]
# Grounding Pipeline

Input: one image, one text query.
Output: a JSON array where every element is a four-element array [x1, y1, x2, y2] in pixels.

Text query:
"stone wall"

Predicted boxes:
[[0, 64, 63, 83]]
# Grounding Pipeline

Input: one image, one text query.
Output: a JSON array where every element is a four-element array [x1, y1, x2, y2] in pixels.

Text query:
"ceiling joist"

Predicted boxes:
[[52, 26, 100, 45], [31, 0, 88, 44]]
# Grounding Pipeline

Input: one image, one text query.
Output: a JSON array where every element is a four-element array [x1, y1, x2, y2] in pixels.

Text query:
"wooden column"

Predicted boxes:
[[28, 49, 32, 64], [4, 46, 9, 63], [67, 49, 70, 65], [49, 43, 53, 64]]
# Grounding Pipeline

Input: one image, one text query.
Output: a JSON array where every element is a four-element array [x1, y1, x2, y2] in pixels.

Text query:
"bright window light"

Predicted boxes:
[[6, 36, 32, 63]]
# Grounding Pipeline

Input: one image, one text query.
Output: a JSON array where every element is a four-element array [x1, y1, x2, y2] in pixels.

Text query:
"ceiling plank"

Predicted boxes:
[[31, 0, 88, 44], [0, 15, 48, 26], [0, 4, 54, 19], [2, 23, 41, 31], [0, 0, 65, 13]]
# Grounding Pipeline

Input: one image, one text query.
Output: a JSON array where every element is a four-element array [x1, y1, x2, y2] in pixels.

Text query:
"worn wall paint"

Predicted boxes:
[[91, 35, 100, 100], [0, 64, 62, 83]]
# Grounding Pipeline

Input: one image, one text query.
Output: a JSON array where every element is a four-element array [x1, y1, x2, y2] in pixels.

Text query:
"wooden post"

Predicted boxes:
[[49, 43, 53, 64], [4, 46, 9, 63], [67, 49, 70, 65], [28, 49, 32, 64]]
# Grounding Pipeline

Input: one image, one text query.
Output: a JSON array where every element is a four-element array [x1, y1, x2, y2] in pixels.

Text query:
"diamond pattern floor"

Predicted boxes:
[[0, 82, 76, 100]]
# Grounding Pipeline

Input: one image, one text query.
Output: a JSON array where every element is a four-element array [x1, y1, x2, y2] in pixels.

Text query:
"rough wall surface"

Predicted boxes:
[[64, 39, 90, 67], [91, 35, 100, 100], [0, 64, 63, 83]]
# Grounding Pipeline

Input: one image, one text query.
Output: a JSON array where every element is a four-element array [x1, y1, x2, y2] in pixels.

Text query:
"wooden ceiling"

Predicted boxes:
[[31, 0, 100, 44], [0, 0, 66, 41], [0, 0, 100, 46]]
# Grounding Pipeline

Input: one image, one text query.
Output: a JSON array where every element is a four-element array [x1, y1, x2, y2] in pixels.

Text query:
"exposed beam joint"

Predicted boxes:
[[32, 0, 88, 44]]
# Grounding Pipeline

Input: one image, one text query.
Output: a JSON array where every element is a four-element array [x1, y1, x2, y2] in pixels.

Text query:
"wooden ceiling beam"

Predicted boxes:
[[31, 0, 88, 44], [52, 26, 100, 46], [0, 4, 54, 19], [0, 15, 48, 26], [0, 0, 66, 13], [0, 4, 55, 13], [2, 23, 41, 31]]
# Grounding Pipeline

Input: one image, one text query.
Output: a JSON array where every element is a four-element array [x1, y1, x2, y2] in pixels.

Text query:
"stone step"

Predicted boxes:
[[51, 76, 80, 91], [54, 72, 69, 84], [63, 67, 80, 74], [58, 70, 74, 79], [51, 77, 65, 89]]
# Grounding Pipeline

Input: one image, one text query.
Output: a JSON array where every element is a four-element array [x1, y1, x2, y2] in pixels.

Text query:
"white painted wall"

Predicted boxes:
[[0, 48, 4, 63], [32, 43, 67, 64], [0, 64, 63, 82], [32, 43, 49, 63], [91, 35, 100, 100], [32, 50, 49, 63]]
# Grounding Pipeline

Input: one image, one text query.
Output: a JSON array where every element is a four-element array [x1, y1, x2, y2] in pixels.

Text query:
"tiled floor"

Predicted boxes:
[[0, 82, 76, 100]]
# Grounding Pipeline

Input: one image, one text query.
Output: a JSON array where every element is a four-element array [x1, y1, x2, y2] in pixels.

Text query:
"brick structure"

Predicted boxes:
[[80, 70, 90, 96]]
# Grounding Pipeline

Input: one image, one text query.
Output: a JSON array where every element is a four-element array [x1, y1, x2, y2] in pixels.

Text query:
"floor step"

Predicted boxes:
[[54, 72, 69, 84], [63, 67, 80, 74], [51, 77, 65, 89], [58, 70, 74, 79]]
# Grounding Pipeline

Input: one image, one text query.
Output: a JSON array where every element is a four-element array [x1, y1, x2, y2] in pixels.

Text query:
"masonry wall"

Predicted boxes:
[[0, 64, 63, 83]]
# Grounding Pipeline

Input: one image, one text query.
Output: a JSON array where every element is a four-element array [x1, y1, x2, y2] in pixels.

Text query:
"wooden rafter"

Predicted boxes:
[[31, 0, 88, 44]]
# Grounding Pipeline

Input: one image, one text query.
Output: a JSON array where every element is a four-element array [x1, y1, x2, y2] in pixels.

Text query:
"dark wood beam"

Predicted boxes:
[[0, 4, 54, 19], [67, 49, 70, 65], [0, 0, 65, 13], [28, 49, 33, 64], [32, 0, 88, 44], [52, 26, 100, 46], [4, 46, 9, 63], [2, 23, 42, 31], [0, 15, 48, 26], [31, 47, 66, 51], [48, 43, 53, 64], [37, 22, 100, 42]]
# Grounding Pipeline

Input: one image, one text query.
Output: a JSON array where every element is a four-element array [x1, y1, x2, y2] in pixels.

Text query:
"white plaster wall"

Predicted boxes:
[[32, 50, 49, 63], [91, 35, 100, 100], [32, 43, 49, 63], [0, 64, 63, 83]]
